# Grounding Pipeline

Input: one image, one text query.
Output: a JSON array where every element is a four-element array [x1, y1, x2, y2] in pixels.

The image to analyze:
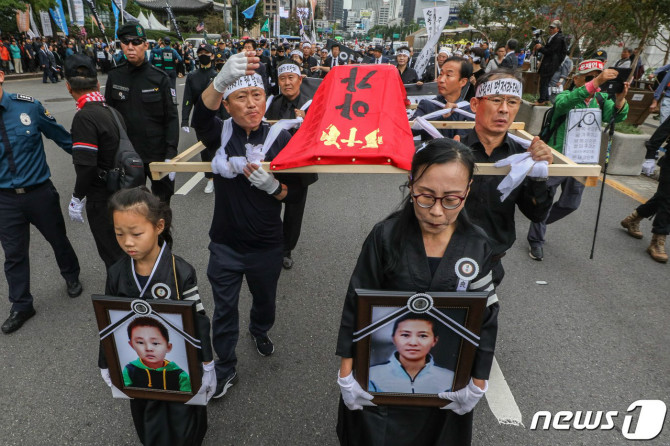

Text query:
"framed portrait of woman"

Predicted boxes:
[[92, 295, 204, 403], [354, 289, 488, 407]]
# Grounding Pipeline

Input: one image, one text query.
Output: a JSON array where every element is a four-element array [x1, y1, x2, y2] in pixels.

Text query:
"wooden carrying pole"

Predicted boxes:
[[150, 122, 602, 184]]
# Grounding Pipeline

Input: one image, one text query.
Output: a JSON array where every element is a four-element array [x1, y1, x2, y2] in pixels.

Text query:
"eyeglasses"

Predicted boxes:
[[412, 193, 467, 210], [480, 96, 521, 108], [121, 37, 146, 46]]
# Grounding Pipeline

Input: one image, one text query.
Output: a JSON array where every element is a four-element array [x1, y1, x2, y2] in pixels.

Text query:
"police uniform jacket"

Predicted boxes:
[[265, 91, 318, 187], [462, 130, 554, 257], [0, 92, 72, 189], [160, 47, 182, 71], [181, 66, 219, 127], [71, 101, 126, 201], [192, 101, 302, 253], [336, 213, 499, 446], [104, 60, 179, 162], [412, 96, 473, 140]]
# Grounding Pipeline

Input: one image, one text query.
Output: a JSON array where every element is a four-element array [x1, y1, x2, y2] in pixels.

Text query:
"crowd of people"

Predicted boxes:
[[4, 17, 670, 446]]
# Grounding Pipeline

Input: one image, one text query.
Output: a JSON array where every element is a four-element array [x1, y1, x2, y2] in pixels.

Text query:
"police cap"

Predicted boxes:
[[164, 37, 171, 44], [197, 43, 214, 54], [117, 21, 146, 39], [64, 54, 97, 79]]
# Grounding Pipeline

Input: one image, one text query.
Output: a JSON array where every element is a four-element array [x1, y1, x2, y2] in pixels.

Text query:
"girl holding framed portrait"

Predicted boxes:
[[100, 187, 216, 446]]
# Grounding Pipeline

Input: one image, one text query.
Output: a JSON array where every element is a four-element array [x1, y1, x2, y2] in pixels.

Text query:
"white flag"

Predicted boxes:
[[40, 10, 53, 37], [415, 4, 450, 78]]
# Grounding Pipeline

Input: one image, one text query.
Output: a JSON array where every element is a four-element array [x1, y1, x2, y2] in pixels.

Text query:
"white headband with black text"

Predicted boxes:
[[475, 78, 522, 98], [223, 74, 264, 99]]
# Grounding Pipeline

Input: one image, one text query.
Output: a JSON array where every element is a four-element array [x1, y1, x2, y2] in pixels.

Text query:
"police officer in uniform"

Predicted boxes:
[[265, 61, 317, 268], [0, 67, 82, 334], [105, 22, 180, 205], [181, 43, 222, 194], [158, 37, 182, 90], [213, 51, 226, 72]]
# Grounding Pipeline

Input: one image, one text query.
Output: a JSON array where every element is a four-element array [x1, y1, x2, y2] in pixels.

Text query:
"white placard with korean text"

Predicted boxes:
[[563, 108, 602, 164]]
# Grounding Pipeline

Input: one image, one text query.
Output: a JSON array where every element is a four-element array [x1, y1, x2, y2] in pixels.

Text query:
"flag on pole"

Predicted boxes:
[[16, 4, 30, 32], [164, 2, 184, 42], [71, 0, 85, 26], [49, 0, 69, 35], [111, 0, 119, 38], [28, 5, 40, 37], [83, 0, 105, 32], [261, 18, 269, 32], [196, 21, 204, 32], [242, 0, 260, 19]]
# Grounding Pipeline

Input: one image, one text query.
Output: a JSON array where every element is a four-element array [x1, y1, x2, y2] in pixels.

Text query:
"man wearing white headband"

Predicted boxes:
[[422, 47, 450, 82], [394, 45, 420, 84], [460, 69, 554, 285], [192, 51, 301, 398], [413, 56, 474, 140], [529, 60, 628, 261], [301, 42, 319, 75], [266, 61, 317, 269]]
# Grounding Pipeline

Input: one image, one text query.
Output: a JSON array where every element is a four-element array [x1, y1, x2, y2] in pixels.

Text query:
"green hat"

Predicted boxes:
[[118, 21, 146, 39]]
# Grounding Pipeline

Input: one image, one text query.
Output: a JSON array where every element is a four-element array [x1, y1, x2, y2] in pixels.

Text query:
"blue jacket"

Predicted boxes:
[[0, 92, 72, 189], [368, 352, 454, 394], [654, 64, 670, 101]]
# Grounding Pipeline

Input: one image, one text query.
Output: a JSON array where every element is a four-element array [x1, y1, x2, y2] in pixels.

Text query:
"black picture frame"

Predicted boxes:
[[92, 295, 203, 403], [354, 289, 488, 407]]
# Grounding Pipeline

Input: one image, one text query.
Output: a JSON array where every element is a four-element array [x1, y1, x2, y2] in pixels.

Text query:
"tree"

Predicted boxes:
[[204, 11, 227, 35]]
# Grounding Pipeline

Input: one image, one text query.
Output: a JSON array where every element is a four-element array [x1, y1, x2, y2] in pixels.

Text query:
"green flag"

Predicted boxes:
[[261, 18, 269, 32]]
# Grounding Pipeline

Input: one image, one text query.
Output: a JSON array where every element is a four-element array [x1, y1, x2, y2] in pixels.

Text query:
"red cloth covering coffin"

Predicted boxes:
[[270, 64, 415, 171]]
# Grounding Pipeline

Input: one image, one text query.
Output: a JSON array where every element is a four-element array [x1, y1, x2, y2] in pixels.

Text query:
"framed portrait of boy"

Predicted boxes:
[[353, 289, 488, 407], [92, 295, 203, 403]]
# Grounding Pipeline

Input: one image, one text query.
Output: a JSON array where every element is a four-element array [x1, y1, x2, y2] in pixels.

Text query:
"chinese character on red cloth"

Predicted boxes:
[[270, 65, 415, 170]]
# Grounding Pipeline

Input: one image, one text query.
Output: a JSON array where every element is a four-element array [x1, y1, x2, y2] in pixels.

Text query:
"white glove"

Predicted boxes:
[[181, 126, 190, 133], [164, 159, 176, 182], [439, 378, 488, 415], [248, 166, 280, 194], [68, 195, 86, 223], [337, 371, 376, 411], [641, 159, 656, 176], [213, 51, 252, 93], [100, 368, 112, 388], [202, 362, 216, 403], [211, 151, 236, 178]]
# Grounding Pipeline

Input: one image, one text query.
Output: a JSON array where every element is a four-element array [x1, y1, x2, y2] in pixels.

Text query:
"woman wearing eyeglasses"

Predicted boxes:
[[335, 139, 499, 446]]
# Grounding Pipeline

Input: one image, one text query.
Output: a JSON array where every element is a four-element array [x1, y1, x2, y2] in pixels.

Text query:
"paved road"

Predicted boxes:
[[0, 76, 668, 446]]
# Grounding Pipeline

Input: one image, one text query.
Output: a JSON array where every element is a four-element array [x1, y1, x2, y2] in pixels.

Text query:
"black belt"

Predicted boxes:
[[0, 180, 48, 194]]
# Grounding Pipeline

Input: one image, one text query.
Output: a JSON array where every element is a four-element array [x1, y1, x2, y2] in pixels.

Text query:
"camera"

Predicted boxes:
[[532, 28, 543, 37]]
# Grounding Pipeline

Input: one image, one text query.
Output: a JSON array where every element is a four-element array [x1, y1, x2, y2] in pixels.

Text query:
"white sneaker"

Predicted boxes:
[[204, 180, 214, 194]]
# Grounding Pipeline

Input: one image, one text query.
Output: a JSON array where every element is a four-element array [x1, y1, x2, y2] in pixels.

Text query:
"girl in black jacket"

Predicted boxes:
[[101, 187, 215, 446]]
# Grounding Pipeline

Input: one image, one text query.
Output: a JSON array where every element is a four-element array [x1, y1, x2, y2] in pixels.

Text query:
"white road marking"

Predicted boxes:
[[175, 172, 205, 195], [485, 357, 524, 427]]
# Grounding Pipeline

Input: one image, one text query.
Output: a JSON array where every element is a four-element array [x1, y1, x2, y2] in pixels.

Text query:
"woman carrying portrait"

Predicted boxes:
[[335, 139, 500, 446]]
